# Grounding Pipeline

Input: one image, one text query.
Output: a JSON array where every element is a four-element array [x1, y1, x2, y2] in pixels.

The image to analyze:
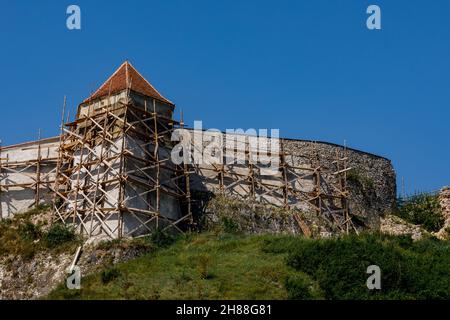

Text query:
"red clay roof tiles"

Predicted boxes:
[[83, 61, 174, 106]]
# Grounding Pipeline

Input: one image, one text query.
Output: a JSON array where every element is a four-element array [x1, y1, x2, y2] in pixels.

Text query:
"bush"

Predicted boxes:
[[0, 215, 43, 259], [19, 221, 42, 241], [150, 229, 176, 248], [221, 217, 239, 234], [0, 205, 79, 260], [396, 194, 444, 232], [101, 267, 121, 284], [285, 273, 323, 300], [347, 169, 375, 190], [285, 233, 450, 300], [44, 224, 77, 249]]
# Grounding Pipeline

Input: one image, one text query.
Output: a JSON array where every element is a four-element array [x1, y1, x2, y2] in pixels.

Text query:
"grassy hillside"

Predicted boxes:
[[47, 232, 450, 300], [48, 233, 297, 300]]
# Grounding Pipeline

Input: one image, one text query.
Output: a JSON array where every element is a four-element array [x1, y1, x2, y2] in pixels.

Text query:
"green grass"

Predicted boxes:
[[47, 232, 450, 300], [47, 233, 301, 300]]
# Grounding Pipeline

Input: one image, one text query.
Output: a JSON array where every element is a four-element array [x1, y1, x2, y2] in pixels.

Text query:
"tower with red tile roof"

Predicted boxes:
[[52, 62, 190, 239], [77, 61, 175, 120]]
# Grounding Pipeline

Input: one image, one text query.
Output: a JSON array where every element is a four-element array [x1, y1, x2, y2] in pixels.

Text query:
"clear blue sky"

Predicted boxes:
[[0, 0, 449, 195]]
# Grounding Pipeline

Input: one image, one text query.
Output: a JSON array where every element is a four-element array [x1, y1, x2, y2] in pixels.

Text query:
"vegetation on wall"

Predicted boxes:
[[347, 169, 375, 191]]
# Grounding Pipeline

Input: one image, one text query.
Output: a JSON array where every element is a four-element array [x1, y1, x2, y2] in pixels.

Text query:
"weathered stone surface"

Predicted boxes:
[[0, 252, 72, 300], [435, 187, 450, 239], [380, 214, 427, 241], [276, 139, 396, 229], [0, 240, 152, 300], [192, 137, 396, 232], [204, 196, 344, 237]]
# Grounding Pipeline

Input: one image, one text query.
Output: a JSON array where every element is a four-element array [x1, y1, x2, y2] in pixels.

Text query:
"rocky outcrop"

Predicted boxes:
[[0, 252, 72, 299], [204, 195, 347, 238], [436, 187, 450, 240], [380, 214, 427, 241], [0, 240, 152, 300]]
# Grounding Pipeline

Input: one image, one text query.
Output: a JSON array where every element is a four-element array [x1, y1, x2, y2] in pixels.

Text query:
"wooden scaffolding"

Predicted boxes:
[[189, 133, 357, 234], [52, 93, 192, 239], [0, 133, 58, 219]]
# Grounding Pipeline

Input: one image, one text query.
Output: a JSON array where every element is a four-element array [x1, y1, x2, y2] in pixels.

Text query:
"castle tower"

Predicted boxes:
[[52, 61, 191, 239]]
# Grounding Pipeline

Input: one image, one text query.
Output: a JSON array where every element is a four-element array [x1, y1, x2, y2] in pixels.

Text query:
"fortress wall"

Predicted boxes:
[[0, 138, 59, 218], [282, 139, 396, 228], [0, 133, 396, 230], [187, 130, 396, 228]]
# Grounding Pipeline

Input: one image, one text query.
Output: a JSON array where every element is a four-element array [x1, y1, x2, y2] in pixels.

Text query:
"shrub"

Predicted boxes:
[[150, 229, 176, 248], [101, 267, 121, 284], [20, 242, 38, 261], [44, 224, 77, 249], [0, 205, 79, 260], [96, 238, 123, 250], [285, 273, 323, 300], [285, 233, 450, 300], [347, 169, 375, 190], [19, 221, 42, 241], [221, 217, 239, 234], [396, 194, 444, 232], [0, 215, 43, 259]]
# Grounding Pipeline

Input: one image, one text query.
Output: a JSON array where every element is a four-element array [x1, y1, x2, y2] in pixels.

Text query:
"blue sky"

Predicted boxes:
[[0, 0, 449, 194]]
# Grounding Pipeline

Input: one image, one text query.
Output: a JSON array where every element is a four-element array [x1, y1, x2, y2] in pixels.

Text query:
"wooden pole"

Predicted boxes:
[[153, 99, 160, 229], [72, 117, 88, 229], [35, 129, 42, 207], [180, 111, 192, 226], [343, 142, 351, 234], [89, 109, 109, 237], [51, 96, 67, 225], [117, 103, 128, 239], [281, 141, 289, 209]]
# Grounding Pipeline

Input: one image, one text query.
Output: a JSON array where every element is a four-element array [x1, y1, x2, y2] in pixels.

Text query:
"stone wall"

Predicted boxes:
[[1, 132, 397, 232], [282, 139, 396, 229], [187, 130, 396, 230]]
